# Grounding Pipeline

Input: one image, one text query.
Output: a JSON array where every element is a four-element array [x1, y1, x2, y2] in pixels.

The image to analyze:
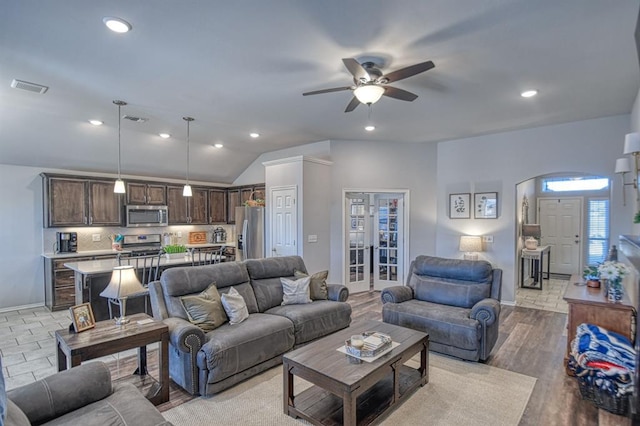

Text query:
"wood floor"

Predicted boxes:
[[108, 291, 631, 425]]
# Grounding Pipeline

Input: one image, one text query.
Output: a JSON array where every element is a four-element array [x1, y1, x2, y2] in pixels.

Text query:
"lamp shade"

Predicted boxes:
[[624, 133, 640, 155], [100, 265, 144, 299], [615, 158, 632, 174], [114, 178, 126, 193], [459, 236, 483, 253], [522, 224, 542, 238], [354, 85, 385, 104]]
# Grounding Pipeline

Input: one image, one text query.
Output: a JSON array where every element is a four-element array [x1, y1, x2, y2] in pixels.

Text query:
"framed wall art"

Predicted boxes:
[[449, 193, 471, 219], [69, 303, 96, 332], [474, 192, 498, 219]]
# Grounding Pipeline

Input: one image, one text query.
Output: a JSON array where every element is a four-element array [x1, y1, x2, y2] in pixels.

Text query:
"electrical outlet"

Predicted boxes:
[[92, 234, 101, 242], [177, 231, 182, 237], [482, 235, 494, 243]]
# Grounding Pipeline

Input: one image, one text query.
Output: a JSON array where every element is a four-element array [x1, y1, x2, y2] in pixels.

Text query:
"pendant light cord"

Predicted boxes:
[[117, 103, 122, 179], [183, 117, 194, 185]]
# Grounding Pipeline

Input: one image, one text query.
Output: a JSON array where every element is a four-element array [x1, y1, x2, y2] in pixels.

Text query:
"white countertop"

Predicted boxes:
[[64, 255, 198, 275], [42, 242, 234, 259]]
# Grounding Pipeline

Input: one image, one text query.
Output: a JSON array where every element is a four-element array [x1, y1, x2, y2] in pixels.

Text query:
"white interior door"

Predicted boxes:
[[538, 197, 582, 275], [373, 194, 404, 291], [270, 186, 297, 257], [344, 193, 371, 293]]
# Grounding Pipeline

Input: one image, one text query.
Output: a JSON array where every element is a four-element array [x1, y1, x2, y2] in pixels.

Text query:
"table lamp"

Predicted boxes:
[[459, 236, 483, 261], [100, 265, 145, 325]]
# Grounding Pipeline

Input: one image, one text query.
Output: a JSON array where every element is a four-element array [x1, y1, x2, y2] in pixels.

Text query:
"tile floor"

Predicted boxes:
[[515, 277, 569, 314], [0, 307, 140, 391]]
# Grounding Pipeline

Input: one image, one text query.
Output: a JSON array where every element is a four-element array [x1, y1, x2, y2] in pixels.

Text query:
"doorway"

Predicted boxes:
[[538, 197, 582, 275], [343, 190, 409, 293]]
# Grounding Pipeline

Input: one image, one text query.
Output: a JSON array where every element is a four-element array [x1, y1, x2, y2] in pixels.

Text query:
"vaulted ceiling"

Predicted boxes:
[[1, 1, 638, 183]]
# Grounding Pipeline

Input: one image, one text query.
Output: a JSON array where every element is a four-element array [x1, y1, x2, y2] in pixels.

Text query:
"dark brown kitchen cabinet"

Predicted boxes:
[[227, 189, 240, 224], [88, 181, 122, 225], [208, 189, 227, 223], [42, 175, 122, 227], [126, 182, 166, 205], [226, 184, 265, 224], [253, 185, 265, 202], [167, 186, 208, 224]]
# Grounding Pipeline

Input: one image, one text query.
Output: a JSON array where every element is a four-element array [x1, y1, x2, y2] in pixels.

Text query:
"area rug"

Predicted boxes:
[[163, 353, 536, 426]]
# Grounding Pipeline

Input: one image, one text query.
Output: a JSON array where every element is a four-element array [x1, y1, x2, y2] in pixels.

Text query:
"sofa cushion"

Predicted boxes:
[[161, 262, 259, 319], [281, 277, 312, 306], [245, 256, 308, 312], [294, 270, 329, 300], [221, 287, 249, 325], [198, 313, 294, 384], [39, 383, 171, 426], [266, 300, 352, 345], [382, 299, 480, 351], [411, 256, 494, 284], [181, 283, 228, 331], [410, 273, 491, 309]]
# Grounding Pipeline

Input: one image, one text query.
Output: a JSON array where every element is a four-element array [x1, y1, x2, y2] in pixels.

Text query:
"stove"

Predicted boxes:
[[121, 234, 163, 256]]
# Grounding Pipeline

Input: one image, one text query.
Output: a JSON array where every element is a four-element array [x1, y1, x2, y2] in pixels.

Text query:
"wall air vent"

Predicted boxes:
[[122, 115, 148, 123], [10, 79, 48, 94]]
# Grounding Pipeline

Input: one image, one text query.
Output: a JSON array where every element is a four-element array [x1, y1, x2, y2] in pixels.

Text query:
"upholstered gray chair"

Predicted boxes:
[[381, 255, 502, 362]]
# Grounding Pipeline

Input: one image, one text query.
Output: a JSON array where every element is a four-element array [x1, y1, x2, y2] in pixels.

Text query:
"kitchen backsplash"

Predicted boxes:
[[42, 224, 236, 253]]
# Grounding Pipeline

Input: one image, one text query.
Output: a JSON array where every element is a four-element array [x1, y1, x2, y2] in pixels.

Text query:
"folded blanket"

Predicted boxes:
[[570, 356, 634, 397], [570, 323, 635, 375]]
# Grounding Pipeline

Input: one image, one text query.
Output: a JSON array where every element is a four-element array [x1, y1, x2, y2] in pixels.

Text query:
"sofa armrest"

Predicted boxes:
[[381, 286, 414, 304], [470, 298, 501, 326], [327, 284, 349, 302], [8, 362, 112, 425], [164, 317, 205, 353]]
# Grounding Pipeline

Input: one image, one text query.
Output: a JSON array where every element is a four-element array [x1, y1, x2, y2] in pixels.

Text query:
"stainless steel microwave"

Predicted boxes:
[[126, 205, 168, 227]]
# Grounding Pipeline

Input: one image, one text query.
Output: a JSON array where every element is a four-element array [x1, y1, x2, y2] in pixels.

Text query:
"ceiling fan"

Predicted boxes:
[[303, 58, 435, 112]]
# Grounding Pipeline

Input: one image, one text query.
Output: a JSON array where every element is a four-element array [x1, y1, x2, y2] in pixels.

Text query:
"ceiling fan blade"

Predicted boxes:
[[382, 86, 418, 102], [383, 60, 435, 83], [342, 58, 370, 82], [344, 97, 360, 113], [303, 86, 353, 96]]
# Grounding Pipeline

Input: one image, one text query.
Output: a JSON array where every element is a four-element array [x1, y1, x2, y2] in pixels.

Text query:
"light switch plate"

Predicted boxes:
[[482, 235, 494, 243], [307, 235, 318, 243], [92, 234, 101, 242]]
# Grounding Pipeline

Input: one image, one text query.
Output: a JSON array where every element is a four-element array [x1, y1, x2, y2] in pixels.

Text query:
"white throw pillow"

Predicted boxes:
[[281, 276, 312, 306], [221, 287, 249, 325]]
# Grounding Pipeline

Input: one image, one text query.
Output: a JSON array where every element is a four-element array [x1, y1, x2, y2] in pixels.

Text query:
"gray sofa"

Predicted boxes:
[[148, 255, 351, 396], [381, 255, 502, 362], [3, 361, 171, 426]]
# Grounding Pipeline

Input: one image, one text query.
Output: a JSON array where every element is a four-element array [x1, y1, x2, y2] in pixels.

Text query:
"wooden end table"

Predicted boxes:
[[283, 320, 429, 426], [55, 313, 169, 405]]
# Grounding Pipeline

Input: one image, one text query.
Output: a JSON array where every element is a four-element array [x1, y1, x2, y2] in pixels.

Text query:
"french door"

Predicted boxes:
[[373, 194, 403, 291], [345, 194, 371, 293]]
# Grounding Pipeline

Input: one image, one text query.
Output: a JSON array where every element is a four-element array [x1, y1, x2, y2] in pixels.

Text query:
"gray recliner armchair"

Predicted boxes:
[[381, 255, 502, 362]]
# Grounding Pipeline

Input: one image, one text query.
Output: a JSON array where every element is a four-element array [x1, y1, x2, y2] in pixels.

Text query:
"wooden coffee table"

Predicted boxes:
[[55, 313, 169, 406], [283, 320, 429, 426]]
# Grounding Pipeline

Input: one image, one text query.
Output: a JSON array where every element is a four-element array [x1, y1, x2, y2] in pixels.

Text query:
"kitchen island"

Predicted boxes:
[[63, 243, 233, 321]]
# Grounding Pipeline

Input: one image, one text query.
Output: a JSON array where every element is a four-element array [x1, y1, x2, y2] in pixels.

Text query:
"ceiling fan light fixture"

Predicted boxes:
[[103, 17, 132, 33], [354, 85, 385, 105]]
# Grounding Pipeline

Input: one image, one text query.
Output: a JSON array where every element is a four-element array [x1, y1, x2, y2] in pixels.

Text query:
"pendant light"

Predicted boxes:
[[113, 100, 127, 194], [183, 117, 194, 197]]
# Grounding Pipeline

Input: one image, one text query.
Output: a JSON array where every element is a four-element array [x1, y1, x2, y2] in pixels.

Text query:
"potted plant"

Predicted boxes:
[[163, 244, 187, 260], [583, 265, 600, 288]]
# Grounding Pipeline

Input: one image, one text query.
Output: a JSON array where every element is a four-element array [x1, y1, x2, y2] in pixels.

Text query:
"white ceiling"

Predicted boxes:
[[1, 1, 639, 183]]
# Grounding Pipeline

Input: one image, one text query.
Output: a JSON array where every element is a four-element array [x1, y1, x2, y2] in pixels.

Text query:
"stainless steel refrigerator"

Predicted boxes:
[[235, 206, 265, 260]]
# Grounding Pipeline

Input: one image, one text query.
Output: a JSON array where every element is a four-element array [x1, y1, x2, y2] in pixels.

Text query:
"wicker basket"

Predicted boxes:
[[577, 376, 630, 416]]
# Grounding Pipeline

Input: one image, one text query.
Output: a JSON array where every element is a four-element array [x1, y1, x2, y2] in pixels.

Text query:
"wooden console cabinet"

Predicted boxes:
[[563, 274, 636, 373]]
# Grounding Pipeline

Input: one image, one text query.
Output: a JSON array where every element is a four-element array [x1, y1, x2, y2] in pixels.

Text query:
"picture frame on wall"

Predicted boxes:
[[449, 193, 471, 219], [69, 303, 96, 332], [474, 192, 498, 219]]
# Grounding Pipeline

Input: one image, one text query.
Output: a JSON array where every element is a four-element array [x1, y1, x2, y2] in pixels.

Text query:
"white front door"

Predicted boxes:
[[538, 197, 582, 275], [373, 194, 404, 291], [344, 193, 371, 293], [270, 186, 297, 257]]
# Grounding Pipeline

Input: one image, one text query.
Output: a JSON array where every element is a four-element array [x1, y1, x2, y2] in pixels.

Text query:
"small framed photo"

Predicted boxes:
[[449, 193, 471, 219], [69, 303, 96, 332], [475, 192, 498, 219]]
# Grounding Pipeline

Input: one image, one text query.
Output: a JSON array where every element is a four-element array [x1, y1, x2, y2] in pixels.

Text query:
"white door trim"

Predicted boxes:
[[341, 188, 410, 289]]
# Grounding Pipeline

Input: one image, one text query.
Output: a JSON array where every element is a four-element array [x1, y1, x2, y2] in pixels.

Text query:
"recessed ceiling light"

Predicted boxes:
[[103, 17, 132, 33], [214, 143, 224, 149], [249, 132, 260, 138], [89, 120, 103, 126], [159, 133, 171, 139], [365, 125, 375, 132], [520, 90, 538, 98]]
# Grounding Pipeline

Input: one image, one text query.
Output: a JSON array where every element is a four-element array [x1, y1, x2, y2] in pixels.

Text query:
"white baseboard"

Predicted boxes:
[[500, 300, 516, 306], [0, 302, 46, 314]]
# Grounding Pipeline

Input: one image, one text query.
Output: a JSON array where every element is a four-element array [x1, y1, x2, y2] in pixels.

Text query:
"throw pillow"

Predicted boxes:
[[281, 276, 312, 306], [180, 283, 228, 331], [221, 287, 249, 325], [294, 270, 329, 300]]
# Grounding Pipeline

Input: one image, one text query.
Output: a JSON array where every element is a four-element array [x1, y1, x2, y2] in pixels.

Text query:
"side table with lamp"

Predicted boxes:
[[520, 224, 550, 289]]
